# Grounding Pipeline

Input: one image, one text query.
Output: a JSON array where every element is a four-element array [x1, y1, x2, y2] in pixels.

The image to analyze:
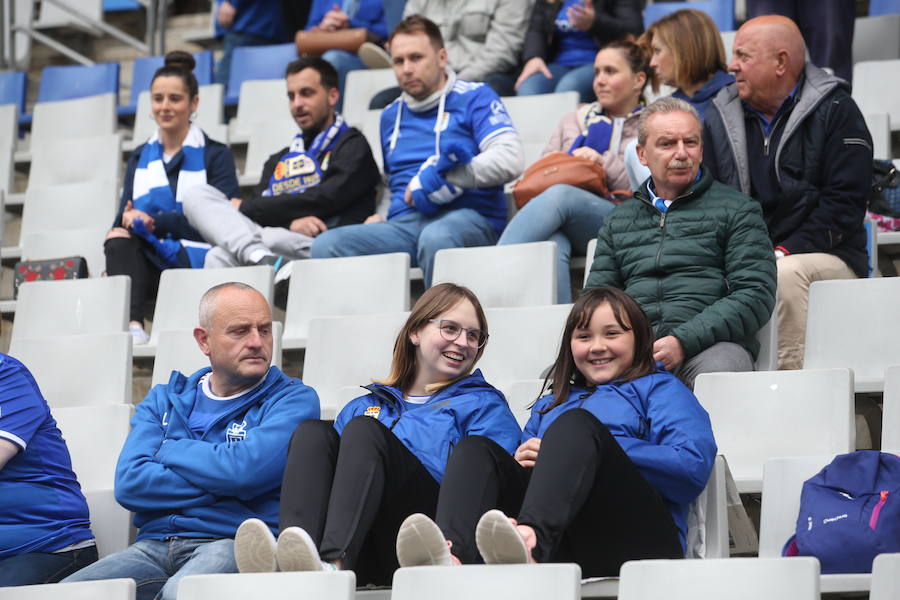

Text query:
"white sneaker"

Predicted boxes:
[[234, 518, 277, 573], [277, 526, 330, 572], [358, 42, 392, 69], [396, 513, 452, 567], [475, 509, 530, 564], [129, 322, 150, 345]]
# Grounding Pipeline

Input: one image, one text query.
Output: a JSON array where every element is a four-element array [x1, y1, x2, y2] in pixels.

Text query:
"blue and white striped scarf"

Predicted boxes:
[[132, 123, 207, 215]]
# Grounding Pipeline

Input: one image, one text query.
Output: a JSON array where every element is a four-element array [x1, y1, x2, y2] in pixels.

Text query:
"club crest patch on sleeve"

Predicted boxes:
[[226, 420, 248, 442], [364, 406, 381, 419]]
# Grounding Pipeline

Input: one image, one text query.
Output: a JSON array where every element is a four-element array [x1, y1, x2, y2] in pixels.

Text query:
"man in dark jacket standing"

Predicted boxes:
[[586, 97, 776, 389], [183, 56, 380, 269], [702, 15, 872, 370]]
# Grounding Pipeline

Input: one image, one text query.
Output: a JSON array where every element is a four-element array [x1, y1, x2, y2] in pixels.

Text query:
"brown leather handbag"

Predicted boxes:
[[512, 152, 610, 209], [295, 28, 370, 56]]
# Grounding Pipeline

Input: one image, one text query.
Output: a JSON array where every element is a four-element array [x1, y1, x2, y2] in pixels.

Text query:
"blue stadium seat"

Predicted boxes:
[[643, 0, 734, 33], [0, 71, 26, 117], [870, 0, 900, 15], [37, 62, 120, 103], [104, 0, 141, 10], [119, 51, 214, 116], [225, 43, 297, 106]]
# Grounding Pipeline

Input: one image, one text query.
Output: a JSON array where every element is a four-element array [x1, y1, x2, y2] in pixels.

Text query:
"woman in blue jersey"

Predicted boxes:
[[516, 0, 643, 102], [500, 40, 650, 304], [233, 283, 521, 584], [395, 287, 717, 577], [104, 51, 239, 345]]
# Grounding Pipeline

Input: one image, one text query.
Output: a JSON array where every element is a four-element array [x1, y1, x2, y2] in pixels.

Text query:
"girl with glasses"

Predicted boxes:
[[396, 286, 717, 577], [233, 283, 521, 584]]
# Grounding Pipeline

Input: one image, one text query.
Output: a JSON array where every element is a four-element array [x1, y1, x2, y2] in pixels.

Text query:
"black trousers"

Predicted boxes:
[[278, 417, 440, 585], [104, 236, 161, 323], [438, 409, 683, 577]]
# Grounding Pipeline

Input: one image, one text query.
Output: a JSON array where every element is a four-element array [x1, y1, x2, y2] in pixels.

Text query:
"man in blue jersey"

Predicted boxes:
[[0, 356, 98, 585], [63, 283, 319, 600], [310, 15, 524, 286]]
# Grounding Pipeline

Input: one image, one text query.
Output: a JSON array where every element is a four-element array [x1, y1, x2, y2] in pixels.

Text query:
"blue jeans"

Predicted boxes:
[[497, 185, 615, 303], [61, 538, 236, 600], [310, 209, 498, 287], [322, 49, 366, 113], [0, 545, 98, 586], [517, 62, 596, 103]]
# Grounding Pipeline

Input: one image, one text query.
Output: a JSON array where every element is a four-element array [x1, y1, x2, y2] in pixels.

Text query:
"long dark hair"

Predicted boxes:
[[540, 287, 655, 413]]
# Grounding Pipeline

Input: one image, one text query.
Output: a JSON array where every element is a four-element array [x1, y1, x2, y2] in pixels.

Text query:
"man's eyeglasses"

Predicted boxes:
[[428, 319, 488, 348]]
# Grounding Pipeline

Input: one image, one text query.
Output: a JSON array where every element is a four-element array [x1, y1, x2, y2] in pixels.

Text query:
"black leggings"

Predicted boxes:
[[104, 236, 160, 323], [437, 408, 684, 577], [278, 417, 440, 585]]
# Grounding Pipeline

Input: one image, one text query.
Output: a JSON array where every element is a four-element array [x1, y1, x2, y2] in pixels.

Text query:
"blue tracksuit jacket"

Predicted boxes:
[[523, 368, 717, 550], [335, 369, 521, 483], [115, 366, 319, 539]]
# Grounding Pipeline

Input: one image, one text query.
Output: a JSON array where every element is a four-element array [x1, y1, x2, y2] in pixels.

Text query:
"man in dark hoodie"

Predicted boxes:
[[702, 15, 872, 370], [183, 56, 379, 269]]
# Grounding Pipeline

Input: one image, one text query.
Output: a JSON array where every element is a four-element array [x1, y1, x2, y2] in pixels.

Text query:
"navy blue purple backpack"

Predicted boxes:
[[783, 451, 900, 573]]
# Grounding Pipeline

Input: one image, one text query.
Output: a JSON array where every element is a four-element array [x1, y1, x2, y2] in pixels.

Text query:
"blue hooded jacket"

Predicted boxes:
[[335, 369, 521, 483], [523, 368, 717, 550], [115, 366, 319, 539]]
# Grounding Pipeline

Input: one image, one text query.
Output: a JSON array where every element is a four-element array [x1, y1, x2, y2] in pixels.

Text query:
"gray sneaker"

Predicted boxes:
[[358, 42, 392, 69], [396, 513, 452, 567], [475, 509, 530, 564], [277, 526, 327, 572], [234, 518, 277, 573]]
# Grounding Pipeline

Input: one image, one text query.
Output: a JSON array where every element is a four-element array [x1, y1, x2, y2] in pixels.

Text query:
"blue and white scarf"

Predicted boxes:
[[569, 104, 643, 156], [132, 123, 207, 215], [264, 114, 348, 197]]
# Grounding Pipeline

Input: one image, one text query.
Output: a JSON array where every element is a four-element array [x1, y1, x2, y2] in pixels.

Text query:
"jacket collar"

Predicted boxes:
[[164, 365, 284, 422], [636, 167, 713, 208], [363, 368, 494, 406]]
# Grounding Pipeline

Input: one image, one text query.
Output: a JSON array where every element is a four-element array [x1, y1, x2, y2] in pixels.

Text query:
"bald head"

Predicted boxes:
[[729, 15, 807, 117]]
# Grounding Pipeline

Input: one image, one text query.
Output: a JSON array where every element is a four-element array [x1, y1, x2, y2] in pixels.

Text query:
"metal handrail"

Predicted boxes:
[[0, 0, 164, 69]]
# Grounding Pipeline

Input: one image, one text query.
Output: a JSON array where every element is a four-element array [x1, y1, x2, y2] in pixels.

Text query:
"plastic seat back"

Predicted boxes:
[[303, 312, 409, 418], [804, 277, 900, 391], [477, 304, 571, 391], [282, 254, 410, 349], [432, 242, 557, 308], [619, 557, 819, 600], [225, 43, 297, 105], [694, 369, 854, 493], [37, 62, 119, 103], [178, 572, 355, 600], [9, 333, 132, 407], [12, 276, 129, 340], [392, 564, 581, 600]]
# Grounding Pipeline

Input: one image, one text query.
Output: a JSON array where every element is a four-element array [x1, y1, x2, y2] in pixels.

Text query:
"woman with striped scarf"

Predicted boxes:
[[105, 51, 239, 345]]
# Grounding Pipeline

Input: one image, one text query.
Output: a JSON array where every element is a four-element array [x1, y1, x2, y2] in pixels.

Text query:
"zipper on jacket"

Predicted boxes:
[[869, 490, 889, 530], [758, 112, 786, 157]]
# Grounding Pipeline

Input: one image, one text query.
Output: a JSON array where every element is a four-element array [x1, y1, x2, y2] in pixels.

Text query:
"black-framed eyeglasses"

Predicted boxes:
[[428, 319, 488, 348]]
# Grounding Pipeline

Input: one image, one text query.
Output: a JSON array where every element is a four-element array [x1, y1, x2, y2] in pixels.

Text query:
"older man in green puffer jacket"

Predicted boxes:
[[586, 97, 776, 389]]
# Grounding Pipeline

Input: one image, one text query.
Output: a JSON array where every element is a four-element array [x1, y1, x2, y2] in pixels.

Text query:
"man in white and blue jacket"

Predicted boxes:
[[310, 15, 524, 286], [63, 282, 319, 600]]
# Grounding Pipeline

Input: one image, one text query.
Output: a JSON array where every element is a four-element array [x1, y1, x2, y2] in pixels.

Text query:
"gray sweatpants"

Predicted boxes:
[[182, 184, 314, 268], [674, 341, 754, 390]]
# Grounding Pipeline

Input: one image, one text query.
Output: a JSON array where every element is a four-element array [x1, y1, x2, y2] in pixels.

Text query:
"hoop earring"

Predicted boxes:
[[190, 112, 198, 120]]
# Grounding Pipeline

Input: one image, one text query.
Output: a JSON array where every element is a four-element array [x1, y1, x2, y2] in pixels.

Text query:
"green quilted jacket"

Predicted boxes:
[[585, 169, 777, 359]]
